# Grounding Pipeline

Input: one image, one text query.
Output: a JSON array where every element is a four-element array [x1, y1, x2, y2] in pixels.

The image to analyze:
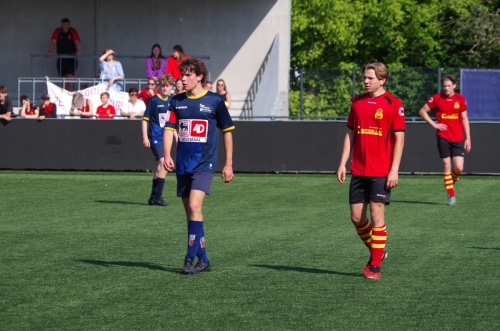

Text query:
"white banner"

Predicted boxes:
[[46, 81, 130, 117]]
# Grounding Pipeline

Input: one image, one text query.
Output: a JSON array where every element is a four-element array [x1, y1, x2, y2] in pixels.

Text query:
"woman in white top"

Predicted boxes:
[[99, 49, 125, 91], [120, 87, 146, 119]]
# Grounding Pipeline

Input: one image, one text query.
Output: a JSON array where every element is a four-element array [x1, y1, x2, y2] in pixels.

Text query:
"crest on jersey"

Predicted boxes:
[[454, 102, 460, 110], [374, 108, 383, 119]]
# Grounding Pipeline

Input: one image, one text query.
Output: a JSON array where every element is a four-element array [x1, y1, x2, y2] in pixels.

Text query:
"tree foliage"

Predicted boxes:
[[290, 0, 500, 118]]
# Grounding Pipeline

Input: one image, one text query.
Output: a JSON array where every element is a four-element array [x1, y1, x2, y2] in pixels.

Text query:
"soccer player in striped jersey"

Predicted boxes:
[[419, 74, 471, 206], [163, 58, 235, 274], [337, 62, 406, 280]]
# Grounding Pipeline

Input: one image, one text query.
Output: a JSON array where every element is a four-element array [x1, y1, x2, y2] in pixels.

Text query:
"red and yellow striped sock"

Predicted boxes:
[[370, 224, 387, 267], [443, 172, 455, 197], [452, 170, 460, 183], [355, 219, 372, 249]]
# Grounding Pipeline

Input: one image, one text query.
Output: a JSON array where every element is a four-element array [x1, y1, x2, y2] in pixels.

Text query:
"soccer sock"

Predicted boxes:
[[185, 221, 203, 261], [156, 178, 165, 198], [443, 172, 455, 197], [150, 178, 158, 198], [355, 219, 372, 249], [196, 225, 209, 263], [452, 170, 461, 183], [370, 224, 387, 267]]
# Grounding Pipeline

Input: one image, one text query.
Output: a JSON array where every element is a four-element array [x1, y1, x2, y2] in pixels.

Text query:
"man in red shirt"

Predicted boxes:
[[337, 62, 406, 280], [48, 18, 81, 90], [419, 74, 471, 206]]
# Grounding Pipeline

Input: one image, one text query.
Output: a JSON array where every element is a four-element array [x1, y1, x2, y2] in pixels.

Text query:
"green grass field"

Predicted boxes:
[[1, 171, 499, 330]]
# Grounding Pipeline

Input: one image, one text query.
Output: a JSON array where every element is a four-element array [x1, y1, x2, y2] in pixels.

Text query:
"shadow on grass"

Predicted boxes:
[[95, 200, 150, 206], [250, 264, 362, 277], [391, 200, 442, 205], [76, 259, 180, 273], [467, 247, 500, 251]]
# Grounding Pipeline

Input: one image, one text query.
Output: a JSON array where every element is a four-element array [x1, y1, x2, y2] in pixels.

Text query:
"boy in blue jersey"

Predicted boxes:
[[163, 58, 235, 274], [142, 74, 176, 206]]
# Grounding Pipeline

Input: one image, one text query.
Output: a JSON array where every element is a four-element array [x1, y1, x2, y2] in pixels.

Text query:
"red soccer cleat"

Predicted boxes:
[[363, 265, 381, 279]]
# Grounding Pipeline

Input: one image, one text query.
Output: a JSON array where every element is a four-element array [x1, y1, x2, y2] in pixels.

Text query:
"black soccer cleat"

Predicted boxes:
[[149, 196, 167, 206], [194, 260, 211, 273], [182, 259, 195, 274]]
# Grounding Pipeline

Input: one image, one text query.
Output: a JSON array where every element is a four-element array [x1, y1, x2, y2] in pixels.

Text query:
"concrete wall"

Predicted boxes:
[[0, 0, 290, 117], [1, 120, 497, 174]]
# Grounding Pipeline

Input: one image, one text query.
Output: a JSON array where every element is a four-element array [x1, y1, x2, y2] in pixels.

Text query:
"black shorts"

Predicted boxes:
[[150, 145, 164, 161], [349, 175, 391, 205], [437, 136, 465, 159], [57, 57, 78, 77], [177, 172, 214, 197]]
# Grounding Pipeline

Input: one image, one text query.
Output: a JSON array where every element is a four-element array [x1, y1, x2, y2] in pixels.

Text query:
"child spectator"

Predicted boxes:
[[38, 93, 57, 120], [96, 92, 116, 119], [19, 95, 39, 119], [70, 92, 93, 118]]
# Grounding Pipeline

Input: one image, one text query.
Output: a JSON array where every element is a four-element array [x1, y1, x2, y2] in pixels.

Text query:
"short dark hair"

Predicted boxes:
[[128, 87, 139, 94], [179, 58, 207, 84], [61, 18, 70, 23], [20, 95, 29, 102]]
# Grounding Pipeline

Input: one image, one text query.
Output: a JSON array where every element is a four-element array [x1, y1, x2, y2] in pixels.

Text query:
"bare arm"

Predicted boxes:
[[162, 129, 175, 172], [419, 103, 447, 131], [462, 111, 471, 153], [225, 92, 232, 109], [142, 120, 150, 148], [74, 40, 81, 56], [221, 130, 234, 182], [48, 39, 56, 56], [337, 129, 353, 183], [386, 131, 405, 189]]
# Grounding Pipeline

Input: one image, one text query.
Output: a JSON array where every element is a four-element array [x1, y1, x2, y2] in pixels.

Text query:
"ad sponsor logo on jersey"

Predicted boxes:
[[178, 119, 208, 143]]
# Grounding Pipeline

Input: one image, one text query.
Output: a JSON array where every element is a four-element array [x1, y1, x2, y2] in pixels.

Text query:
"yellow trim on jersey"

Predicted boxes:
[[142, 117, 149, 121], [157, 94, 169, 101], [222, 126, 235, 132], [164, 127, 176, 131], [187, 90, 208, 99]]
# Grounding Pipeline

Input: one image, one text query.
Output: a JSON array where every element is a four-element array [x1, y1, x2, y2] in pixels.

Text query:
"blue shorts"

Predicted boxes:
[[177, 172, 214, 197], [150, 145, 164, 161], [349, 175, 391, 205]]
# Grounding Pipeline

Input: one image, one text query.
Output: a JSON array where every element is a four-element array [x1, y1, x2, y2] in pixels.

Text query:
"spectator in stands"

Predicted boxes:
[[174, 78, 185, 95], [99, 49, 125, 91], [96, 92, 116, 119], [0, 85, 13, 122], [19, 95, 39, 119], [70, 92, 93, 118], [138, 78, 160, 106], [145, 43, 167, 80], [216, 79, 232, 108], [142, 74, 176, 206], [48, 18, 81, 91], [38, 93, 57, 120], [166, 45, 188, 80], [121, 87, 146, 119], [202, 80, 213, 92]]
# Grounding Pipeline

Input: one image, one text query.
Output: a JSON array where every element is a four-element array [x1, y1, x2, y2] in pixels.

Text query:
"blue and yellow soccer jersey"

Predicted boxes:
[[142, 94, 170, 146], [165, 90, 234, 174]]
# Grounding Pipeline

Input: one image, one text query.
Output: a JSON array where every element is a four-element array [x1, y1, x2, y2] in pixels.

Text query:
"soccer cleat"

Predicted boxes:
[[182, 259, 195, 274], [194, 260, 211, 273], [149, 196, 167, 206], [365, 249, 387, 269], [363, 265, 381, 279], [448, 196, 456, 206]]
